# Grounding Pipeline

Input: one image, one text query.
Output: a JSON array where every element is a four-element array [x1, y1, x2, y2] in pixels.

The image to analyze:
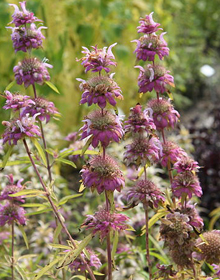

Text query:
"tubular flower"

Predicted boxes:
[[7, 23, 47, 53], [78, 43, 117, 73], [0, 201, 26, 226], [77, 75, 123, 109], [147, 98, 180, 130], [21, 97, 59, 123], [13, 57, 52, 87], [81, 207, 129, 241], [80, 109, 124, 148], [171, 171, 202, 199], [132, 33, 169, 61], [9, 1, 41, 27], [81, 154, 125, 194], [69, 248, 101, 272], [124, 104, 156, 134], [173, 156, 200, 173], [2, 114, 41, 145], [160, 141, 186, 167], [193, 230, 220, 264], [137, 12, 162, 34], [124, 134, 162, 168], [127, 179, 165, 208], [0, 174, 25, 203], [135, 64, 174, 94], [3, 90, 34, 111]]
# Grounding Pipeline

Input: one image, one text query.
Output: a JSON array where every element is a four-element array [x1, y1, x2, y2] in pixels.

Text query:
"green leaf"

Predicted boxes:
[[45, 81, 60, 94], [81, 136, 93, 156], [21, 203, 45, 208], [53, 223, 63, 243], [0, 160, 31, 168], [49, 243, 71, 250], [15, 264, 28, 280], [33, 256, 63, 280], [70, 276, 86, 280], [141, 210, 168, 234], [55, 158, 76, 168], [58, 194, 82, 205], [111, 231, 119, 262], [150, 252, 168, 263], [5, 80, 16, 91], [31, 138, 47, 166], [79, 183, 86, 193], [0, 145, 14, 170], [18, 225, 29, 249], [25, 208, 52, 216], [9, 189, 46, 197]]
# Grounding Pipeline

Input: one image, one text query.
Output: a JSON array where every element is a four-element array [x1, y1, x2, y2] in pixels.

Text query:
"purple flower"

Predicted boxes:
[[3, 90, 34, 111], [9, 1, 42, 27], [147, 98, 180, 130], [2, 114, 41, 145], [0, 201, 26, 226], [137, 12, 162, 34], [124, 104, 156, 134], [69, 248, 101, 272], [80, 109, 124, 148], [127, 179, 165, 208], [135, 64, 174, 94], [124, 134, 162, 168], [0, 231, 10, 245], [132, 33, 169, 61], [81, 207, 129, 241], [64, 132, 78, 142], [160, 141, 186, 167], [78, 43, 117, 73], [21, 97, 59, 123], [178, 203, 204, 230], [173, 156, 200, 173], [81, 154, 125, 194], [7, 23, 47, 53], [0, 174, 25, 203], [77, 74, 123, 109], [13, 58, 52, 88], [171, 171, 202, 199]]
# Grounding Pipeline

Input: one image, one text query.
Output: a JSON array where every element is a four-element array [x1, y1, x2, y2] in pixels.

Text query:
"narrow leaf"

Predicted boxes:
[[9, 189, 46, 197], [45, 81, 60, 94], [21, 203, 45, 208], [18, 225, 29, 249], [70, 276, 86, 280], [111, 231, 119, 261], [81, 136, 93, 156], [0, 160, 31, 168], [25, 208, 52, 216], [15, 264, 28, 280], [79, 183, 86, 193], [31, 138, 47, 166], [49, 243, 71, 250], [55, 158, 76, 168], [0, 145, 13, 170], [5, 80, 16, 91], [53, 223, 62, 243], [33, 256, 63, 280], [58, 194, 82, 205]]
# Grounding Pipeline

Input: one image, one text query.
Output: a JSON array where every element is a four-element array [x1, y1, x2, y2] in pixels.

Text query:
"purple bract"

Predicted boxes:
[[3, 90, 34, 111], [137, 12, 162, 34], [0, 201, 26, 226], [160, 141, 186, 167]]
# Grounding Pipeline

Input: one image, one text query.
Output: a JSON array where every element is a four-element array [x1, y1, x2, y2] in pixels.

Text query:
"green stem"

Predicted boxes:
[[11, 220, 15, 280], [144, 204, 152, 280], [105, 191, 112, 280]]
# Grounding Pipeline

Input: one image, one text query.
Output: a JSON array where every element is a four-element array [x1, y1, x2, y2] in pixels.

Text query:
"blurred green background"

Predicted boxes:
[[1, 0, 220, 135]]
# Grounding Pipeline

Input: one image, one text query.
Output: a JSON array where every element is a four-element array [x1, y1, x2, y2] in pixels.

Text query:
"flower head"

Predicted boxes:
[[78, 43, 117, 73], [81, 206, 128, 241], [0, 201, 26, 226], [160, 141, 186, 167], [81, 154, 124, 194], [193, 230, 220, 264], [173, 156, 200, 173], [136, 64, 174, 94], [171, 171, 202, 199], [0, 174, 25, 203], [178, 203, 204, 230], [3, 90, 34, 111], [147, 98, 180, 130], [2, 114, 41, 145], [9, 1, 41, 27], [8, 23, 47, 53], [124, 134, 162, 168], [124, 104, 156, 134], [132, 33, 169, 61], [80, 109, 124, 148], [127, 179, 164, 208], [137, 12, 162, 34], [21, 97, 59, 123], [13, 57, 52, 87], [77, 75, 123, 109]]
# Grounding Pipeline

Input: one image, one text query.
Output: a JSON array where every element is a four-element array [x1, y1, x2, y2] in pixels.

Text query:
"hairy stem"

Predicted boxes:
[[23, 139, 96, 280], [144, 203, 152, 280], [105, 191, 112, 280], [32, 84, 37, 99], [11, 220, 15, 280]]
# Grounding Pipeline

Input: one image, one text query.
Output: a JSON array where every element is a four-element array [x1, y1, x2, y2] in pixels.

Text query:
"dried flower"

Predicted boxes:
[[127, 179, 164, 208], [178, 203, 204, 230], [171, 171, 202, 199], [132, 33, 169, 61], [77, 74, 123, 109], [160, 141, 186, 167], [137, 12, 162, 34], [13, 57, 52, 87], [0, 174, 25, 203], [135, 64, 174, 94], [81, 207, 128, 241], [78, 43, 117, 73], [7, 23, 47, 53], [0, 201, 26, 226], [2, 114, 41, 145], [3, 90, 34, 111], [147, 98, 180, 130], [193, 230, 220, 264], [80, 109, 124, 148], [81, 154, 124, 194], [9, 1, 41, 27], [124, 104, 156, 134]]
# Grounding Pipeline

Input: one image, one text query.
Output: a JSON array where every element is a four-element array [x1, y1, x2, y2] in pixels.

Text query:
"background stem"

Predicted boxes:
[[144, 204, 152, 280], [11, 220, 15, 280]]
